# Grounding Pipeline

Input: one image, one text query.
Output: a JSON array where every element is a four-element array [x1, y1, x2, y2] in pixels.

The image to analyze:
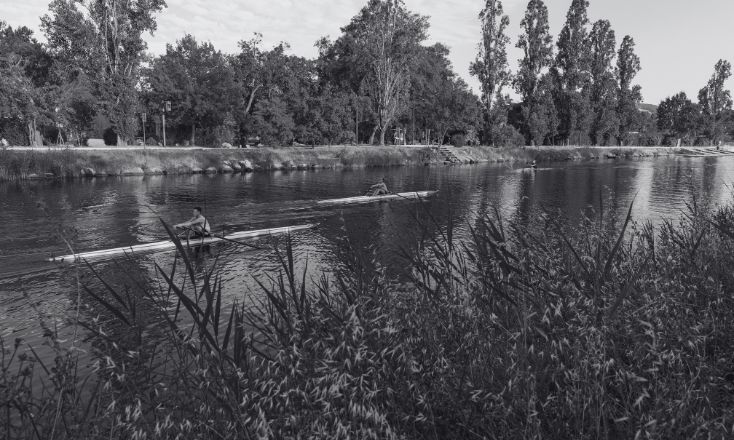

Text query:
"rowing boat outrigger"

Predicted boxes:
[[316, 190, 437, 206], [48, 224, 314, 263]]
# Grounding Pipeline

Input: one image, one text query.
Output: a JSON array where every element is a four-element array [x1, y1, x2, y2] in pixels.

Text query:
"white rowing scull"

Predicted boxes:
[[49, 224, 314, 263], [316, 190, 437, 206]]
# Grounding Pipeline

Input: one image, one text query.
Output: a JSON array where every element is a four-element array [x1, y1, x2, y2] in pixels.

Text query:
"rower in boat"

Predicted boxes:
[[529, 160, 537, 169], [174, 207, 212, 239], [367, 177, 390, 196]]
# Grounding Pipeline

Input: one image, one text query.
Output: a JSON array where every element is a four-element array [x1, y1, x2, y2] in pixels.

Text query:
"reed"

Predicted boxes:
[[2, 196, 733, 438]]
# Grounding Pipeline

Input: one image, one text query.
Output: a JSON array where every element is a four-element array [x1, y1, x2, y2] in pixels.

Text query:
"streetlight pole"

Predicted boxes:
[[142, 112, 147, 149], [162, 101, 171, 147]]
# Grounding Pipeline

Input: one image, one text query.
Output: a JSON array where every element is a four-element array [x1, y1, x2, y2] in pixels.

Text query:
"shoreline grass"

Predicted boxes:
[[0, 145, 682, 182], [3, 197, 734, 438]]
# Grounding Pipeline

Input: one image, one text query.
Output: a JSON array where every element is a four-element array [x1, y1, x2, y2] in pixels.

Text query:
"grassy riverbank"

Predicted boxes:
[[0, 145, 681, 182], [3, 198, 734, 438]]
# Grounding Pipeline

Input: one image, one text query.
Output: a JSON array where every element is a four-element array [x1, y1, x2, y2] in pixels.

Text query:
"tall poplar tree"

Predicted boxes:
[[471, 0, 511, 145], [616, 35, 642, 144], [588, 20, 618, 145], [515, 0, 556, 145], [553, 0, 591, 145], [698, 59, 732, 145]]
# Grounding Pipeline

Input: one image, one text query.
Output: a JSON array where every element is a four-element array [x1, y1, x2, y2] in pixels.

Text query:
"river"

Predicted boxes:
[[1, 156, 733, 364]]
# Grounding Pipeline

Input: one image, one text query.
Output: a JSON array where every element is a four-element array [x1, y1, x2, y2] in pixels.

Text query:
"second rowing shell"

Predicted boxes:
[[316, 191, 437, 206]]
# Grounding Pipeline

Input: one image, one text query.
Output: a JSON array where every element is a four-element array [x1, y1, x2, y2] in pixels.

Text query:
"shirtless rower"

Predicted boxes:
[[367, 177, 390, 196], [174, 207, 212, 238]]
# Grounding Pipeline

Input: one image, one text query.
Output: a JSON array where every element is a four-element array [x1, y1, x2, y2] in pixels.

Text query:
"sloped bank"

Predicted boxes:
[[0, 145, 681, 182]]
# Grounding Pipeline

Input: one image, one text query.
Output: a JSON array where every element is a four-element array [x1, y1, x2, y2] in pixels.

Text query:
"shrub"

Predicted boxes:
[[450, 133, 466, 148], [102, 127, 117, 146], [493, 124, 526, 147]]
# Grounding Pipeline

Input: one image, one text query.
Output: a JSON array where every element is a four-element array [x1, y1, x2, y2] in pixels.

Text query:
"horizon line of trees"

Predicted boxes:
[[1, 0, 733, 148]]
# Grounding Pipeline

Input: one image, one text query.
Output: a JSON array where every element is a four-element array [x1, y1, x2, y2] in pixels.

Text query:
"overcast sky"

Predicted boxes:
[[3, 0, 733, 104]]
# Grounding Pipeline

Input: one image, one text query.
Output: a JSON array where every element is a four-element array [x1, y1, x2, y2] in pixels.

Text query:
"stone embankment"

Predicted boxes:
[[0, 145, 692, 182]]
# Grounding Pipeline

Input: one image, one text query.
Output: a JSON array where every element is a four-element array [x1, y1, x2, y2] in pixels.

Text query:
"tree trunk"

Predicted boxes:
[[368, 126, 379, 145], [379, 126, 387, 146], [191, 124, 196, 145], [27, 119, 42, 146]]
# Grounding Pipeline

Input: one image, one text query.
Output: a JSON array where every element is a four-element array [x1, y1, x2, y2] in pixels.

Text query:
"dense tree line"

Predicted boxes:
[[1, 0, 733, 147]]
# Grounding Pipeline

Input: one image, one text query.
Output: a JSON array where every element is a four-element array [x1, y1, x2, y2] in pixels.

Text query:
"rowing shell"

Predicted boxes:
[[316, 191, 437, 206], [48, 224, 314, 263]]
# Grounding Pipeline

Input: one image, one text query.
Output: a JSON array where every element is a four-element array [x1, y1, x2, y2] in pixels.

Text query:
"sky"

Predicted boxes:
[[2, 0, 734, 104]]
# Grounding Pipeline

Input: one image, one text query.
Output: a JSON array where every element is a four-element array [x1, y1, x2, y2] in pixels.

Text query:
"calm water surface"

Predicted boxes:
[[1, 157, 733, 363]]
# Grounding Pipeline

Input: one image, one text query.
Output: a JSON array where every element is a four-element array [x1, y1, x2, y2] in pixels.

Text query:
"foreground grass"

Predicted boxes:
[[0, 145, 680, 181], [3, 199, 734, 439]]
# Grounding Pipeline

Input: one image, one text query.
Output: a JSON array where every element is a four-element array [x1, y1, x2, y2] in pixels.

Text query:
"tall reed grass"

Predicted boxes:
[[2, 199, 733, 439]]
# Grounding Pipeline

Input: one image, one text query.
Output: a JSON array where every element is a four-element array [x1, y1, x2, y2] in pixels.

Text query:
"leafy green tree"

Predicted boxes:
[[552, 0, 592, 144], [360, 0, 426, 145], [515, 0, 554, 145], [234, 38, 322, 145], [145, 35, 236, 145], [299, 87, 357, 145], [235, 36, 285, 128], [657, 92, 701, 145], [54, 69, 97, 144], [233, 37, 321, 145], [0, 22, 52, 145], [43, 0, 166, 144], [616, 35, 642, 145], [249, 96, 296, 146], [471, 0, 511, 145], [588, 20, 618, 145], [698, 59, 732, 145], [318, 1, 427, 145], [408, 44, 481, 144]]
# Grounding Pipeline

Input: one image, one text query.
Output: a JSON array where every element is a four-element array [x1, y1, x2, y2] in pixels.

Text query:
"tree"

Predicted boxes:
[[233, 37, 322, 145], [407, 44, 481, 145], [616, 35, 642, 144], [524, 74, 558, 145], [145, 35, 236, 145], [55, 69, 97, 144], [317, 0, 427, 146], [43, 0, 166, 144], [471, 0, 511, 145], [553, 0, 591, 144], [698, 59, 732, 145], [515, 0, 554, 145], [359, 0, 425, 145], [0, 22, 52, 145], [249, 96, 296, 146], [588, 20, 618, 145], [657, 92, 701, 145]]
